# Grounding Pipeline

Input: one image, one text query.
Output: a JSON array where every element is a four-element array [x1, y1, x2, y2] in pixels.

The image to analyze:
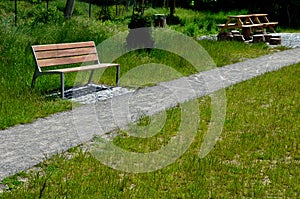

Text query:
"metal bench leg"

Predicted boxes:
[[88, 70, 94, 85], [116, 65, 120, 86], [31, 70, 39, 89], [60, 73, 65, 99], [31, 77, 37, 89]]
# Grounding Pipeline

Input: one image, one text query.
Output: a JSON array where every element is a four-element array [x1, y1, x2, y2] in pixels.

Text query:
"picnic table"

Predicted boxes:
[[217, 14, 278, 40]]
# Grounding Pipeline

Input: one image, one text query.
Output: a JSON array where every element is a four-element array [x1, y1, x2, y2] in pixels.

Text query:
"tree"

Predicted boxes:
[[64, 0, 75, 19], [169, 0, 175, 17]]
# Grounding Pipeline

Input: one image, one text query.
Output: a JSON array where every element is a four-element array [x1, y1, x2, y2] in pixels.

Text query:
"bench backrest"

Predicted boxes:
[[32, 41, 99, 71]]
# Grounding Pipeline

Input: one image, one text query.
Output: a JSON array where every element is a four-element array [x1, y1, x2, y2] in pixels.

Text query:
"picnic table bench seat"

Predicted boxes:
[[241, 24, 264, 28], [31, 41, 120, 99], [216, 23, 236, 28], [262, 22, 278, 26]]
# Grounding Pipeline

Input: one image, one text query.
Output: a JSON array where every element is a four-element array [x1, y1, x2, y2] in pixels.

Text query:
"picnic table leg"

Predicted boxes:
[[268, 26, 276, 33], [242, 27, 251, 40], [60, 73, 65, 99]]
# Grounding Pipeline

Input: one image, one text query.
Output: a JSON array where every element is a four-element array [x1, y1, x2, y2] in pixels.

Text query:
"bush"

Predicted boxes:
[[128, 14, 152, 29], [166, 14, 181, 25], [98, 7, 112, 21], [28, 4, 63, 25]]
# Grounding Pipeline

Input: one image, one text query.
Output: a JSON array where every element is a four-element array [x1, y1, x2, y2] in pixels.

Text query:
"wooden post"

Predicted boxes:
[[64, 0, 75, 19], [46, 0, 49, 11], [242, 27, 251, 40], [14, 0, 17, 26], [89, 0, 92, 18]]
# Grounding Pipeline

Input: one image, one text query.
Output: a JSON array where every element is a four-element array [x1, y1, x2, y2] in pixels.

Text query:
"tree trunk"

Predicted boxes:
[[14, 0, 17, 26], [170, 0, 175, 17], [64, 0, 75, 19]]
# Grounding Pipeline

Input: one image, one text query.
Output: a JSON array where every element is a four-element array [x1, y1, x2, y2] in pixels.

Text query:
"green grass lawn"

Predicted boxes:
[[0, 1, 299, 197], [1, 63, 299, 198]]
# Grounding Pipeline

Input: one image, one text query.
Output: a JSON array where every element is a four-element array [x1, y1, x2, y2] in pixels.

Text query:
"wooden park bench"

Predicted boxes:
[[31, 41, 120, 99]]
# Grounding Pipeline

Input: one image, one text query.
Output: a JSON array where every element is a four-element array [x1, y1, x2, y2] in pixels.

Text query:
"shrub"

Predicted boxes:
[[28, 4, 63, 25], [166, 14, 181, 25], [128, 14, 152, 29]]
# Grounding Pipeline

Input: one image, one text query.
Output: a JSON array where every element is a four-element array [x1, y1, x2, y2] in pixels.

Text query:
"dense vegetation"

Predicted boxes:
[[83, 0, 300, 27]]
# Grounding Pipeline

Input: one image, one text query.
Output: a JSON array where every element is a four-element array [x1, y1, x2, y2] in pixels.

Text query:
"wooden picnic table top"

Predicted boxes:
[[227, 14, 253, 18], [250, 13, 268, 17], [228, 14, 269, 18]]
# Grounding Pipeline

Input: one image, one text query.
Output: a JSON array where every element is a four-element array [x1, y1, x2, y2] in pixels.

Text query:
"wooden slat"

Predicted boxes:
[[251, 14, 268, 17], [228, 14, 252, 18], [38, 54, 99, 67], [32, 41, 95, 51], [47, 63, 119, 73], [217, 23, 236, 27], [242, 24, 264, 28], [263, 22, 278, 26], [35, 47, 97, 59]]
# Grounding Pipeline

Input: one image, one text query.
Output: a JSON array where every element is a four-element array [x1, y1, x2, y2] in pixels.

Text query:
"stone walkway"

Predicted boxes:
[[1, 48, 300, 181]]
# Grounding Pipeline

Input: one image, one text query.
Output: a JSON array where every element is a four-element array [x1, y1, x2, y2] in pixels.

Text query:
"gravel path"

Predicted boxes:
[[198, 33, 300, 48], [0, 47, 300, 183]]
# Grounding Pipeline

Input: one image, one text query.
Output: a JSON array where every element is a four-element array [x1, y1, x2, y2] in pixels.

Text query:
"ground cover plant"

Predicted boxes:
[[0, 63, 298, 198]]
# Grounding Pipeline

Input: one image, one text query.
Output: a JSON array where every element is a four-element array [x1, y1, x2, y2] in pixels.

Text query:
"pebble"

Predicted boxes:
[[67, 84, 135, 105]]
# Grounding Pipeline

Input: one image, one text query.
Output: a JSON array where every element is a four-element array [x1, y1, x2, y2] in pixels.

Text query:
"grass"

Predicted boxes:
[[0, 1, 299, 197], [0, 63, 298, 198]]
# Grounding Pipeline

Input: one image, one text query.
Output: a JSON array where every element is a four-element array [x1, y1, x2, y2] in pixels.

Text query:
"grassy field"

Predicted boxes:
[[0, 1, 299, 198], [1, 63, 298, 198]]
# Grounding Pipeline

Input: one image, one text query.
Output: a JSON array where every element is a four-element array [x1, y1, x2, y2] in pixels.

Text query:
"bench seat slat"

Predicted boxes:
[[35, 47, 97, 59], [38, 54, 99, 67], [47, 63, 120, 73], [32, 41, 95, 51]]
